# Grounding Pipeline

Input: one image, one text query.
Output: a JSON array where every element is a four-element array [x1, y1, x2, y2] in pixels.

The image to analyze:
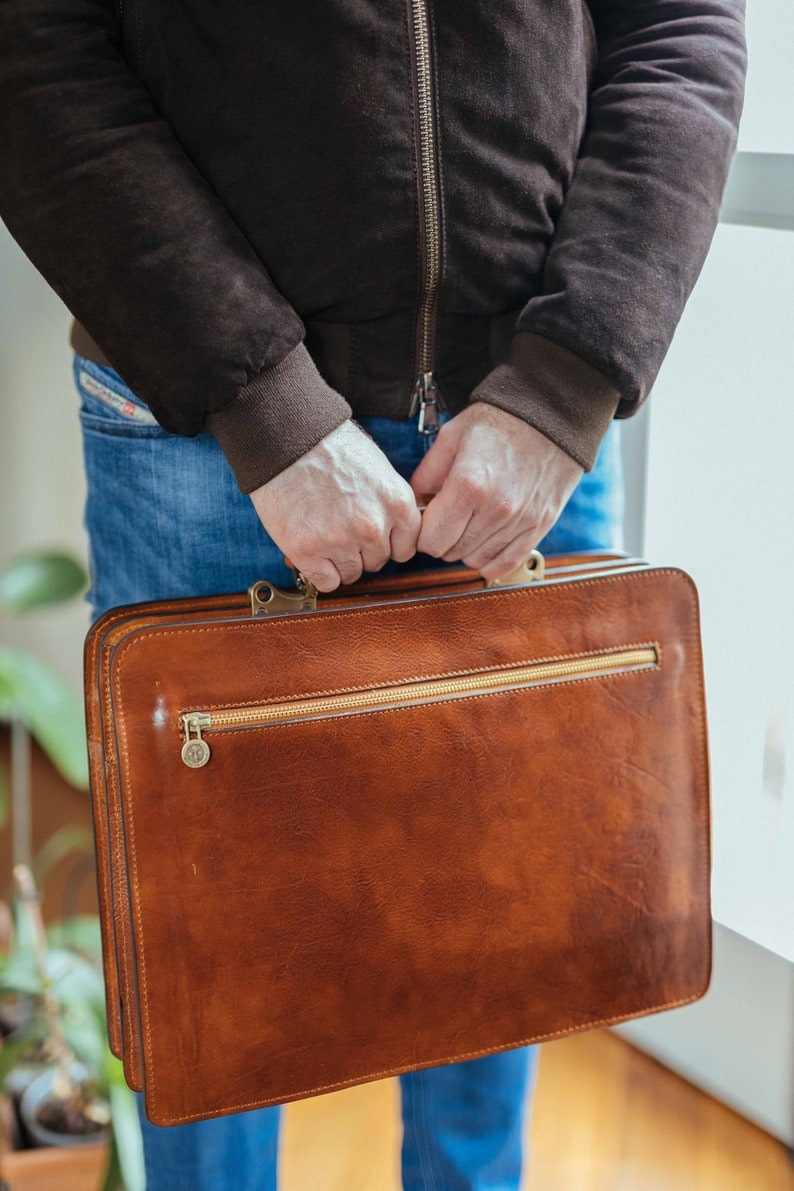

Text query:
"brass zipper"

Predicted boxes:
[[180, 646, 658, 767], [406, 0, 447, 434]]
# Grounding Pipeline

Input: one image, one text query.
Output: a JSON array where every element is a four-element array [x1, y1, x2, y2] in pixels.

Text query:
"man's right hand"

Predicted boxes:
[[249, 420, 422, 592]]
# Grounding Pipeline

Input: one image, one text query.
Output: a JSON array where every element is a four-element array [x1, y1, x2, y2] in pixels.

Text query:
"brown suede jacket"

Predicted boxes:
[[0, 1, 746, 492]]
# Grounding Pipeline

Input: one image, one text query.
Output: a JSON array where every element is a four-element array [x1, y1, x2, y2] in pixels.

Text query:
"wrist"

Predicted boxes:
[[469, 332, 621, 471], [206, 342, 352, 493]]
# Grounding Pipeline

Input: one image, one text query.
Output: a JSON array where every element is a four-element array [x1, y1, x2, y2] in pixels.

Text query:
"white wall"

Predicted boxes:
[[643, 222, 794, 961], [0, 228, 89, 692], [616, 0, 794, 1141], [641, 0, 794, 963], [736, 0, 794, 156]]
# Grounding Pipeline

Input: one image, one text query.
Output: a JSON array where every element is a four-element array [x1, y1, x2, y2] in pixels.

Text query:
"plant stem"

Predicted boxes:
[[11, 716, 32, 872], [12, 864, 75, 1094]]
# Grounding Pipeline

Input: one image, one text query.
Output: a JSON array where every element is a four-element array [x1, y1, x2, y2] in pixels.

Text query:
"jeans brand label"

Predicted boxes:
[[80, 369, 159, 424]]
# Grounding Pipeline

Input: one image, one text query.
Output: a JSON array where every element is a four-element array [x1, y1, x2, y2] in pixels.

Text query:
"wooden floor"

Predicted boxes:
[[281, 1030, 794, 1191]]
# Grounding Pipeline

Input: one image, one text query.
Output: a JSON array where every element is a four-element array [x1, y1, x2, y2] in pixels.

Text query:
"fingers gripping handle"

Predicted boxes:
[[411, 492, 545, 587], [249, 546, 544, 616]]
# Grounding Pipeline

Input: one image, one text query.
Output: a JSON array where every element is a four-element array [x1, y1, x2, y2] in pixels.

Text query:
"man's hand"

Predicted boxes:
[[409, 404, 583, 580], [249, 420, 421, 592]]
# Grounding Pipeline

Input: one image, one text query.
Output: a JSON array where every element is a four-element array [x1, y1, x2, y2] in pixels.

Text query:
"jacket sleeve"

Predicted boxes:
[[0, 0, 352, 492], [471, 0, 747, 471]]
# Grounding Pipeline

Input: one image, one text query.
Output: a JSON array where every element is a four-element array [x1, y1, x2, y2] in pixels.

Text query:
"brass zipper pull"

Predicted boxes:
[[409, 371, 446, 435], [181, 712, 212, 768]]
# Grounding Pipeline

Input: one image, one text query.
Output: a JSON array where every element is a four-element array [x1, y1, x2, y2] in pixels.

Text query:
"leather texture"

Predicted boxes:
[[84, 553, 712, 1125]]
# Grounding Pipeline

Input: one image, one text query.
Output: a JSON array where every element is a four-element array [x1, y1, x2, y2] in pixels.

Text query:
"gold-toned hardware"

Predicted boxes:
[[181, 713, 212, 768], [178, 645, 657, 762], [248, 578, 318, 617], [485, 551, 546, 588], [288, 564, 320, 603]]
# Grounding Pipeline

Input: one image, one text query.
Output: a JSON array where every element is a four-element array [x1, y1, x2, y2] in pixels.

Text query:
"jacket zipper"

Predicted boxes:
[[406, 0, 446, 435], [179, 646, 658, 767]]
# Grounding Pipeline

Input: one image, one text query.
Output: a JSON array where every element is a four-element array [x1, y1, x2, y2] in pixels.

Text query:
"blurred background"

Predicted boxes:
[[1, 0, 793, 1188]]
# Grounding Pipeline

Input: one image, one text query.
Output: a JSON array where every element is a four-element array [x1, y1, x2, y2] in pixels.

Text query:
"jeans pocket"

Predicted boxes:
[[74, 355, 169, 438]]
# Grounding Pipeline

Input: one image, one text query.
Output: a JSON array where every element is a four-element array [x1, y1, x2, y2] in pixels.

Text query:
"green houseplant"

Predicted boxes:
[[0, 551, 144, 1190], [0, 551, 90, 867], [0, 864, 144, 1190]]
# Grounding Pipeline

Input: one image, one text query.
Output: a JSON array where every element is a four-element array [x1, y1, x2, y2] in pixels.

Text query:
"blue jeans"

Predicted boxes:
[[76, 355, 624, 1191]]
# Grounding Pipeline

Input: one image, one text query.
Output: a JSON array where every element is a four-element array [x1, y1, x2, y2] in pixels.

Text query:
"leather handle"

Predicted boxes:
[[411, 491, 545, 586], [256, 494, 545, 616], [251, 551, 545, 616], [253, 550, 547, 619]]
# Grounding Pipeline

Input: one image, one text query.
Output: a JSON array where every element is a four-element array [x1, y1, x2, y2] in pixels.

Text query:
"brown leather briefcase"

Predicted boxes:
[[84, 550, 711, 1126]]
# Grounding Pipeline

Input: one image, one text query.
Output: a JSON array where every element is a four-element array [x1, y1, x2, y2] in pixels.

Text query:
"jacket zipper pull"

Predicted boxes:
[[409, 371, 446, 436], [181, 712, 212, 768]]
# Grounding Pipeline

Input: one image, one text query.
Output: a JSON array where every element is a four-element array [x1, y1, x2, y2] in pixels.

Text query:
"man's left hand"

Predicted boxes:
[[409, 403, 584, 581]]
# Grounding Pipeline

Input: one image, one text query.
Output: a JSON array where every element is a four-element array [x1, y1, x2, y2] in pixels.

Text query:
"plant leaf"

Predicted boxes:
[[0, 552, 87, 612], [0, 1024, 44, 1086], [60, 1010, 106, 1076], [9, 892, 38, 964], [47, 915, 103, 961], [101, 1131, 127, 1191], [33, 825, 94, 888], [45, 948, 106, 1017], [106, 1054, 145, 1191], [0, 949, 42, 997], [0, 648, 88, 788]]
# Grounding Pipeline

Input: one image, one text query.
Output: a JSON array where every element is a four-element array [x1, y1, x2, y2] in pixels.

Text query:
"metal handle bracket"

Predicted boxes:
[[484, 550, 545, 588], [248, 579, 318, 617]]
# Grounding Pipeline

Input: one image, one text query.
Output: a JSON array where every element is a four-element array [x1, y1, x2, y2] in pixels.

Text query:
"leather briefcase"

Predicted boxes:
[[84, 550, 711, 1126]]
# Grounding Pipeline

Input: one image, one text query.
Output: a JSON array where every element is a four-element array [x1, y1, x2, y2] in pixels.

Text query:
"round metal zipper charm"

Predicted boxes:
[[181, 738, 210, 768]]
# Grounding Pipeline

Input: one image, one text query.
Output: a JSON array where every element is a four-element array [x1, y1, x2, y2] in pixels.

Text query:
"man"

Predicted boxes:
[[0, 1, 746, 1188]]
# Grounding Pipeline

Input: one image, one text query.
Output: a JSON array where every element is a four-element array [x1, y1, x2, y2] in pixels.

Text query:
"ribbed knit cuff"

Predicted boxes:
[[469, 332, 621, 471], [206, 342, 353, 493]]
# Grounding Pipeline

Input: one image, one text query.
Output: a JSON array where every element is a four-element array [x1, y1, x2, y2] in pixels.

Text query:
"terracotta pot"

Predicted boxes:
[[1, 1141, 108, 1191]]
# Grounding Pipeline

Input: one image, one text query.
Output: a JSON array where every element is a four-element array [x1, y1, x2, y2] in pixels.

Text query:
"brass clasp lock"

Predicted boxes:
[[248, 577, 319, 617]]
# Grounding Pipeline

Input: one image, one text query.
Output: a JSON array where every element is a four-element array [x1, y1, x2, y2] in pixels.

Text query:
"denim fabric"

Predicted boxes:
[[76, 354, 624, 1191]]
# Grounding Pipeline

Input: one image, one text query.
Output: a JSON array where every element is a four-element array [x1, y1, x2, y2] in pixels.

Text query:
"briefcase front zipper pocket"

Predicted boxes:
[[179, 645, 658, 767]]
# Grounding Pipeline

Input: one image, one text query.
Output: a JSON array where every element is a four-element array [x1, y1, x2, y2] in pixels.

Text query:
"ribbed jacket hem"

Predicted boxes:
[[469, 332, 621, 471], [206, 342, 353, 492]]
